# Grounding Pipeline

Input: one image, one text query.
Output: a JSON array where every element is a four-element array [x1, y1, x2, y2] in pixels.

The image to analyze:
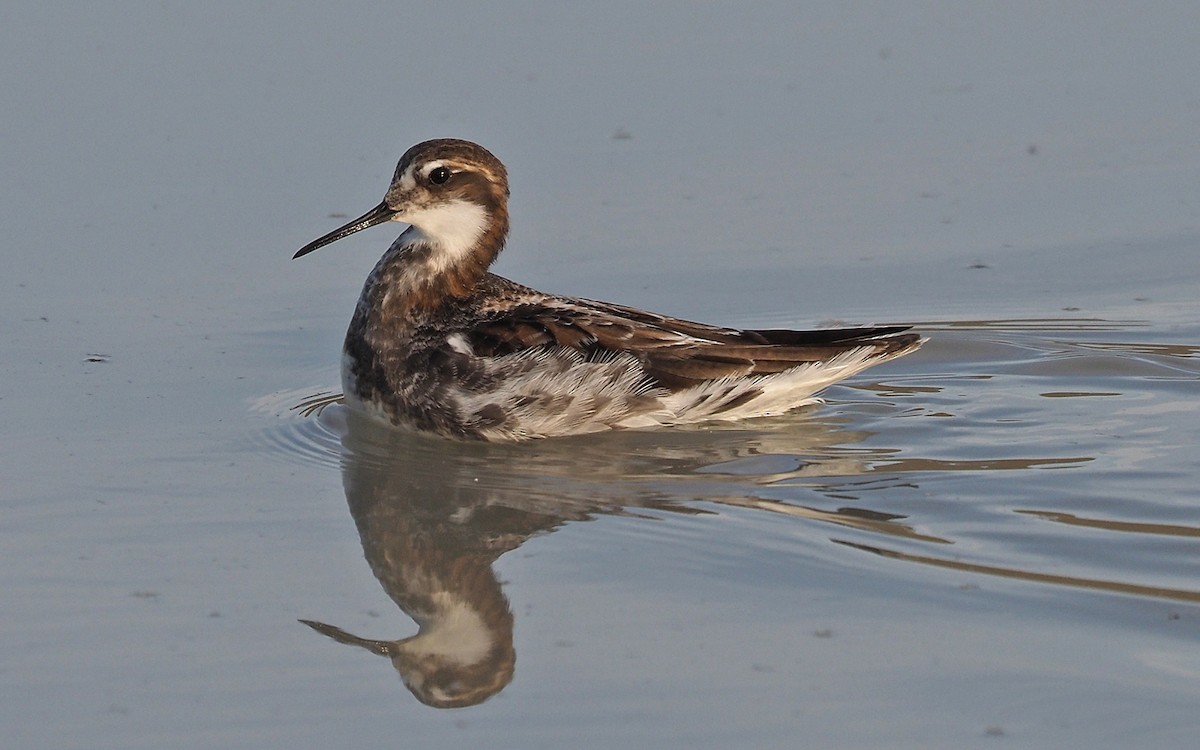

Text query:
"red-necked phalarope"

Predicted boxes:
[[294, 139, 922, 440]]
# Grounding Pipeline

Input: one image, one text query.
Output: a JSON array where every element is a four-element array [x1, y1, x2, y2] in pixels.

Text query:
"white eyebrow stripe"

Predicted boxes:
[[420, 160, 449, 179]]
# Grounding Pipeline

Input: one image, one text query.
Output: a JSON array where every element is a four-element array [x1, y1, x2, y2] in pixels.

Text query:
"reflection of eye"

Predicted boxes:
[[429, 167, 451, 185]]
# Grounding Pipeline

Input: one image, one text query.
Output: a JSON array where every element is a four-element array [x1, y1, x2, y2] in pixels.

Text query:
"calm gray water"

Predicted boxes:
[[4, 3, 1200, 749]]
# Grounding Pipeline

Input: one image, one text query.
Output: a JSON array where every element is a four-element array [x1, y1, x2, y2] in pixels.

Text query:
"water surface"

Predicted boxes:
[[4, 3, 1200, 748]]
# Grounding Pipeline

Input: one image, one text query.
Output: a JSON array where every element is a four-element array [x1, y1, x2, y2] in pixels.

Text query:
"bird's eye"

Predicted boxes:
[[428, 166, 451, 185]]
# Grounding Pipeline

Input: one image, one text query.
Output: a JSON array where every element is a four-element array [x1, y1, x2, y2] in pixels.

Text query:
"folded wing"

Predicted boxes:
[[466, 286, 921, 390]]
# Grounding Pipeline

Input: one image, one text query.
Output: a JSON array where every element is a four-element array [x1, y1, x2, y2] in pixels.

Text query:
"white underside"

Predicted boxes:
[[659, 346, 887, 422], [344, 343, 906, 440]]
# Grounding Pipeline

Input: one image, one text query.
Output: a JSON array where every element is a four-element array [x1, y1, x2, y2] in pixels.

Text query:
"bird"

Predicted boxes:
[[294, 139, 922, 441]]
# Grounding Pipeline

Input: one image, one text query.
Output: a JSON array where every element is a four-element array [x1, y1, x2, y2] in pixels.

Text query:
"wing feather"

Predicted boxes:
[[464, 276, 921, 392]]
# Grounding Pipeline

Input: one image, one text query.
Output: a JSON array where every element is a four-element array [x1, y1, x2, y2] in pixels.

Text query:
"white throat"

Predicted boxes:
[[408, 596, 494, 666], [397, 199, 489, 269]]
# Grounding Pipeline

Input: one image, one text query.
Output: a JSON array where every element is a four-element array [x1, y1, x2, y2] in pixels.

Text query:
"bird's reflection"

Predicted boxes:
[[299, 420, 524, 707], [298, 407, 945, 708], [288, 317, 1200, 708]]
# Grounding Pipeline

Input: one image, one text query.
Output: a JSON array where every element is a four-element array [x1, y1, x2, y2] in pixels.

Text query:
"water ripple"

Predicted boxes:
[[253, 317, 1200, 609]]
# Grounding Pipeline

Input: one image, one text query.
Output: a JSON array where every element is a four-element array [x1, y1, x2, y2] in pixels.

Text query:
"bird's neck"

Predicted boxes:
[[361, 206, 509, 319]]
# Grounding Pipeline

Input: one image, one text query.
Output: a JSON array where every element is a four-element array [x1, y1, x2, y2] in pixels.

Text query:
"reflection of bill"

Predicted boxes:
[[298, 408, 944, 708]]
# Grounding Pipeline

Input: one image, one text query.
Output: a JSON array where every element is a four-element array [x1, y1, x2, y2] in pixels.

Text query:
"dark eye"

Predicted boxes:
[[429, 166, 451, 185]]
